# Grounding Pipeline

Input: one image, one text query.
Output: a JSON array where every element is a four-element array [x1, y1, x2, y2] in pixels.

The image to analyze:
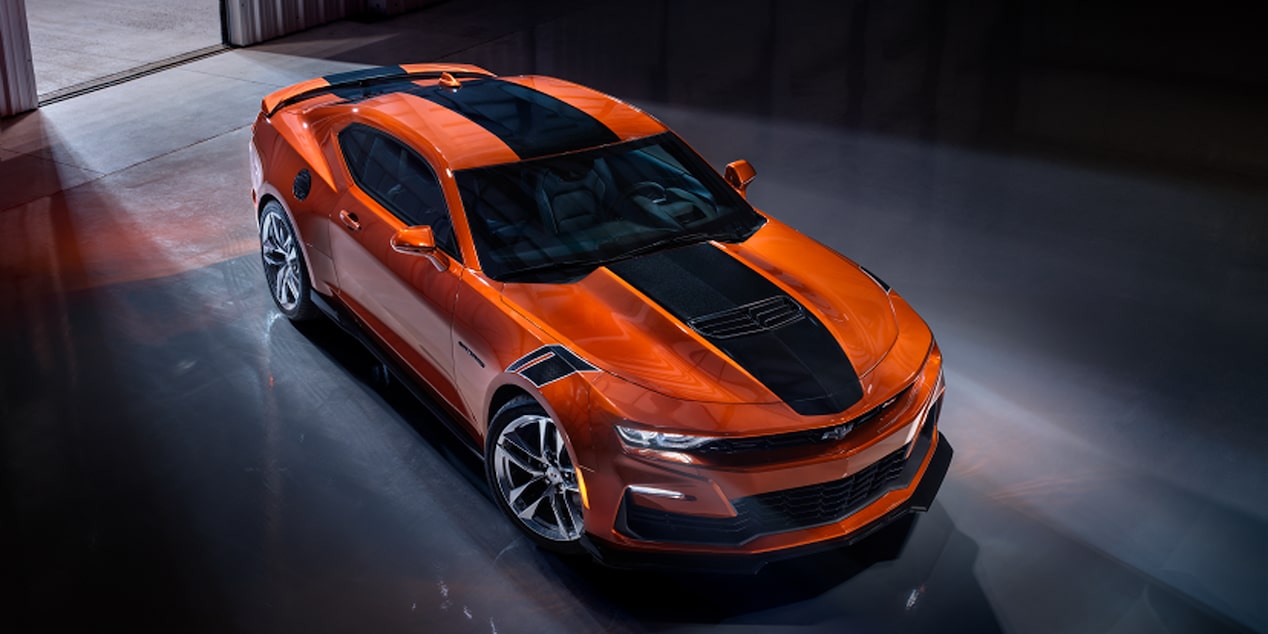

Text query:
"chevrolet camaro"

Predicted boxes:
[[249, 64, 951, 570]]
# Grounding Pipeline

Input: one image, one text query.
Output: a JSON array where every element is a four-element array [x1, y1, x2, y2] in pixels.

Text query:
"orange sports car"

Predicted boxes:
[[250, 64, 950, 570]]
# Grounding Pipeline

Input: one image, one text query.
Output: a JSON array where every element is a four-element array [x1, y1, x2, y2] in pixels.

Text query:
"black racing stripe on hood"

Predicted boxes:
[[411, 78, 619, 159], [606, 243, 863, 416]]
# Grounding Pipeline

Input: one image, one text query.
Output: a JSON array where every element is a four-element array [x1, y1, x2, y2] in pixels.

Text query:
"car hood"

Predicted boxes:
[[499, 223, 898, 410]]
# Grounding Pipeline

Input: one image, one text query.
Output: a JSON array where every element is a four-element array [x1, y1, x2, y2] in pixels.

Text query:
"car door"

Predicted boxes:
[[328, 123, 468, 418]]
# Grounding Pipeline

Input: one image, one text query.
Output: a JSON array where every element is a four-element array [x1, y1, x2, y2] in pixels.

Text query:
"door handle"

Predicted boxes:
[[339, 209, 361, 231]]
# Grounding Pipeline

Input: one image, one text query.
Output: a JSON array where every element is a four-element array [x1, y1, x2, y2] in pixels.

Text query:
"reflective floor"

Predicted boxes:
[[1, 1, 1264, 632]]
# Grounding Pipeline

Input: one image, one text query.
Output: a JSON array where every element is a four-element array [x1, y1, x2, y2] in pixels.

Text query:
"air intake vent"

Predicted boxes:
[[620, 444, 912, 544], [688, 295, 805, 339]]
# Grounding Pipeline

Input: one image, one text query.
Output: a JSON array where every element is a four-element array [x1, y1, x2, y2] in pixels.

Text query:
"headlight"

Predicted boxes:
[[616, 426, 717, 451]]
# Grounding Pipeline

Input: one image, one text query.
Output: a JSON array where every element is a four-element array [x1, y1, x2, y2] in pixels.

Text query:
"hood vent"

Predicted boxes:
[[688, 295, 805, 339], [607, 243, 863, 416]]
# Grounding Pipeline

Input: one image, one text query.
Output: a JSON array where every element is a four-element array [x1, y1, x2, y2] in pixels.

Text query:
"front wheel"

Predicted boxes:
[[259, 200, 318, 321], [486, 396, 586, 553]]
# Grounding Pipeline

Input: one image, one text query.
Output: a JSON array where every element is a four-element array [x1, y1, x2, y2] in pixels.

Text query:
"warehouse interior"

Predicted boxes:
[[0, 1, 1264, 632]]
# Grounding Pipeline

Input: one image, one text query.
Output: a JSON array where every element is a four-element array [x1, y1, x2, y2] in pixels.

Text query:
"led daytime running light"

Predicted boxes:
[[616, 426, 716, 450]]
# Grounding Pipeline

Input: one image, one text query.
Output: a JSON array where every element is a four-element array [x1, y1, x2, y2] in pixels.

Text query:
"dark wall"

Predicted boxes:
[[440, 0, 1266, 181], [1000, 0, 1266, 180]]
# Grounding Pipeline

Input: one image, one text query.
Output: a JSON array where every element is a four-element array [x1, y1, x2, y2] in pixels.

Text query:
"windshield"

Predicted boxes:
[[454, 132, 765, 282]]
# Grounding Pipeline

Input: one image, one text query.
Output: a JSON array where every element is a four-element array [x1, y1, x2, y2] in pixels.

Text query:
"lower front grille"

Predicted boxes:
[[620, 444, 911, 545]]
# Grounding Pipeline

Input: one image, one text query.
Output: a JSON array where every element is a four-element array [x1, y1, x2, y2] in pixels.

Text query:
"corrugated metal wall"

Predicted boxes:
[[367, 0, 437, 15], [0, 0, 38, 117], [224, 0, 442, 47], [224, 0, 363, 47]]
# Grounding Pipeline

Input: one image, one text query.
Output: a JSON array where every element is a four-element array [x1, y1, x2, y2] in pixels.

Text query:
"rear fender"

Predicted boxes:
[[254, 186, 334, 297]]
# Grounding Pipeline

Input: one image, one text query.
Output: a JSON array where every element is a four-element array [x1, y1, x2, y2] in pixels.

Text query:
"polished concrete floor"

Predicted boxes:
[[26, 0, 221, 96], [1, 1, 1265, 632]]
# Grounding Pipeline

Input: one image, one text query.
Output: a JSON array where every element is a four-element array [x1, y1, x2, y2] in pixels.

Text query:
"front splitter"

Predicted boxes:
[[579, 432, 955, 574]]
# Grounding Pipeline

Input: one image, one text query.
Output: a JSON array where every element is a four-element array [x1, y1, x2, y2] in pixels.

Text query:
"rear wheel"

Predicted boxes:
[[486, 396, 585, 553], [259, 200, 318, 321]]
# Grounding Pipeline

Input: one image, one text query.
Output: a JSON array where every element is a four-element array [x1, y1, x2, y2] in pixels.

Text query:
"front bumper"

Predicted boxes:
[[579, 430, 953, 573]]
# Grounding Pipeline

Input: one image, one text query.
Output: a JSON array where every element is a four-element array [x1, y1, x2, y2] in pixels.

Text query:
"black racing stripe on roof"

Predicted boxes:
[[409, 78, 620, 159], [323, 65, 407, 84], [606, 243, 864, 417]]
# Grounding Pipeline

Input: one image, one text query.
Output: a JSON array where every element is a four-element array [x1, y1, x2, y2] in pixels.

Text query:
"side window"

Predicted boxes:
[[339, 124, 461, 260]]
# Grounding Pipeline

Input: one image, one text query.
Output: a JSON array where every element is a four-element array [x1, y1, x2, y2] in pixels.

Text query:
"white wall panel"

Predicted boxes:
[[0, 0, 37, 116]]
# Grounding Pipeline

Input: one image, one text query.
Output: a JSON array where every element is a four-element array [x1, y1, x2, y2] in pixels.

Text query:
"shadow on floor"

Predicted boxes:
[[292, 313, 1002, 633]]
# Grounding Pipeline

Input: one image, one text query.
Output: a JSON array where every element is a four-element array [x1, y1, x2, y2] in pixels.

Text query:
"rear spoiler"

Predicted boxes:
[[261, 63, 495, 117]]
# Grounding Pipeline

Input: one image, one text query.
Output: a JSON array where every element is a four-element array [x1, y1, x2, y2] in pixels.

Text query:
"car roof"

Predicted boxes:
[[263, 64, 668, 171]]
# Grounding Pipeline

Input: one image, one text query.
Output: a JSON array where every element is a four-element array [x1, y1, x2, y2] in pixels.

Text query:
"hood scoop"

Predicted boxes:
[[688, 295, 805, 339]]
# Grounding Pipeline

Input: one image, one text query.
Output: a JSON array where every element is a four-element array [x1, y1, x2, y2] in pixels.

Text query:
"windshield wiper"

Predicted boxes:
[[500, 257, 604, 282], [607, 230, 733, 262], [500, 229, 747, 282]]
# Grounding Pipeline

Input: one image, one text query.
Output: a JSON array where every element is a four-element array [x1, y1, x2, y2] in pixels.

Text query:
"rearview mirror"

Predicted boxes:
[[724, 160, 757, 197], [391, 226, 449, 270]]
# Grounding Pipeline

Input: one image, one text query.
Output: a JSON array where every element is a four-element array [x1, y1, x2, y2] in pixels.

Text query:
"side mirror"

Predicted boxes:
[[724, 160, 756, 197], [391, 226, 449, 270]]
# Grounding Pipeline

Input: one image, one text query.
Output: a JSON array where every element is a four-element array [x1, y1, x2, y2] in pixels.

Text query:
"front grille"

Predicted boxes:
[[687, 295, 804, 339], [621, 444, 911, 545], [692, 387, 908, 457]]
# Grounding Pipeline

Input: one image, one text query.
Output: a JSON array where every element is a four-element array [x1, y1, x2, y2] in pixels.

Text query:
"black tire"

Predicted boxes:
[[485, 395, 586, 554], [259, 199, 319, 321]]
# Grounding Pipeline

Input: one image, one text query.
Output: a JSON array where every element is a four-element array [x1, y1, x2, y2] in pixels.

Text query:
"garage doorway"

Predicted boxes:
[[26, 0, 222, 102]]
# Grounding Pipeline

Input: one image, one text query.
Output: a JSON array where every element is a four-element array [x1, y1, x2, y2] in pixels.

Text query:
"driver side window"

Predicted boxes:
[[339, 124, 461, 260]]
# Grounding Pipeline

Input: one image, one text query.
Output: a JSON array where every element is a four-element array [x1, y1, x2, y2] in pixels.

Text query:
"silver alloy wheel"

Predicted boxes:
[[260, 210, 303, 312], [492, 414, 584, 542]]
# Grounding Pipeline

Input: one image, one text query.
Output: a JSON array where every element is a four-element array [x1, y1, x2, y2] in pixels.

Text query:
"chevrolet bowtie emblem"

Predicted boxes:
[[820, 421, 856, 441]]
